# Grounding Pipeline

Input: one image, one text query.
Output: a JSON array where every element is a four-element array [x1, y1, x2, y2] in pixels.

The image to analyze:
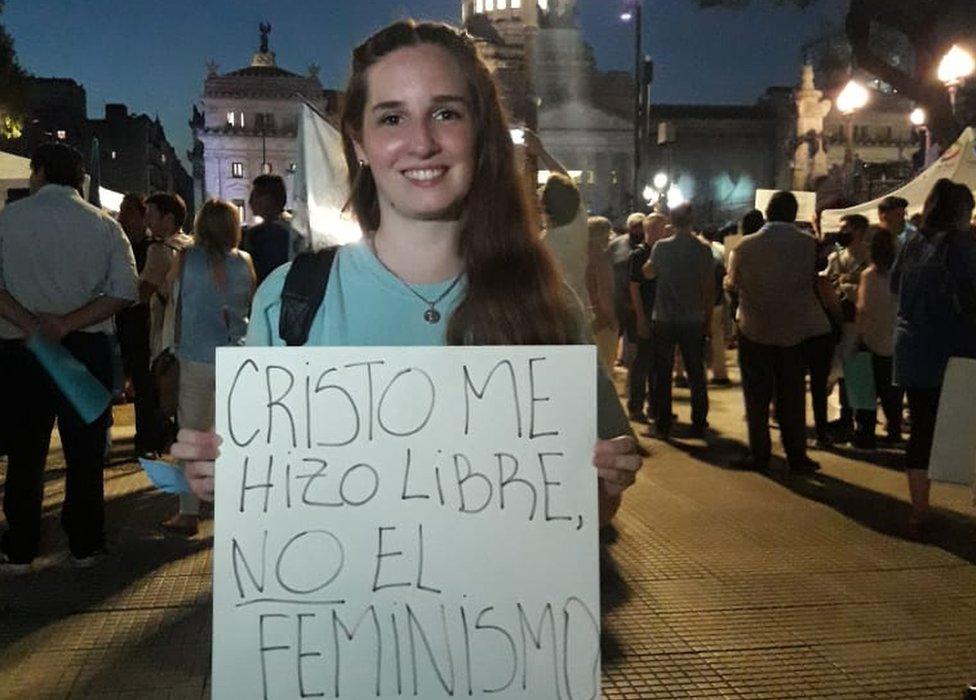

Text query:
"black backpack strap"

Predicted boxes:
[[278, 246, 339, 346]]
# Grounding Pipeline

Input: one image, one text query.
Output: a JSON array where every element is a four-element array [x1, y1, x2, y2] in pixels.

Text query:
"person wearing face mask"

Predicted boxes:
[[822, 213, 871, 440], [168, 20, 642, 529]]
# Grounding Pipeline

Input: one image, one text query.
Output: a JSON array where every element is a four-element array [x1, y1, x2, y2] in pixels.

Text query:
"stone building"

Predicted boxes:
[[463, 0, 635, 217], [642, 95, 795, 224], [3, 77, 192, 211], [88, 104, 193, 208], [189, 23, 338, 223]]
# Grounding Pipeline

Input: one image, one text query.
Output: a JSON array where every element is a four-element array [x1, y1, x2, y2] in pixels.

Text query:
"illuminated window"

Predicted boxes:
[[486, 0, 494, 10], [161, 153, 167, 164], [288, 162, 297, 173], [261, 162, 272, 174], [110, 150, 117, 160], [231, 162, 244, 178], [475, 0, 484, 11], [227, 111, 235, 126], [498, 0, 507, 8], [56, 130, 66, 140], [511, 0, 520, 6]]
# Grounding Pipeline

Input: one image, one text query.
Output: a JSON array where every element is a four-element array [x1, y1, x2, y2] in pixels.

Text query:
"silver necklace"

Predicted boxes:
[[370, 239, 463, 324]]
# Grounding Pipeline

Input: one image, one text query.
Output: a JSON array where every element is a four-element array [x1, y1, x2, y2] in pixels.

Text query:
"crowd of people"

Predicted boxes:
[[0, 20, 642, 573], [0, 17, 974, 577], [599, 182, 976, 538]]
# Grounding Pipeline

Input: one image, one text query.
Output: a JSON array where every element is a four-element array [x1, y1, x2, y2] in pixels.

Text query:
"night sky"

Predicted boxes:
[[6, 0, 849, 165]]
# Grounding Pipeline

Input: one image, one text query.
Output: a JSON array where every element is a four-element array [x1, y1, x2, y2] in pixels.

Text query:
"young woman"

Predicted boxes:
[[161, 199, 255, 536], [853, 227, 901, 448], [171, 21, 640, 525], [891, 178, 976, 538]]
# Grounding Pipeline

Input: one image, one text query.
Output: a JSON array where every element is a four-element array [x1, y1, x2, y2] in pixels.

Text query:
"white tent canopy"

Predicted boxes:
[[0, 149, 125, 212], [0, 150, 30, 198], [820, 127, 976, 233]]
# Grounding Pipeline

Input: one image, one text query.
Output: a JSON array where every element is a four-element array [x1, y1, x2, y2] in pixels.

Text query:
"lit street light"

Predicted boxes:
[[620, 1, 643, 211], [836, 79, 870, 159], [653, 171, 668, 190], [910, 107, 931, 168], [937, 44, 975, 116]]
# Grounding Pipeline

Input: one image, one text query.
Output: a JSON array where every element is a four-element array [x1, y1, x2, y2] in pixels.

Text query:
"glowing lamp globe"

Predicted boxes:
[[938, 45, 975, 87], [837, 80, 870, 116]]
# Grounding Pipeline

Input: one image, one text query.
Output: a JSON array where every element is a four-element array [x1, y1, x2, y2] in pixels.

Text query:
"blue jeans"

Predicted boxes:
[[651, 321, 708, 429]]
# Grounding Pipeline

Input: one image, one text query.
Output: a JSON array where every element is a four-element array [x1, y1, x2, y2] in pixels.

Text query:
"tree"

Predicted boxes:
[[0, 0, 28, 140], [697, 0, 976, 144]]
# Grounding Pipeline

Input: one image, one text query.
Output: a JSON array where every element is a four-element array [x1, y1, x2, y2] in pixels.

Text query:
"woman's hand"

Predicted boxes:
[[593, 435, 642, 496], [171, 428, 221, 502]]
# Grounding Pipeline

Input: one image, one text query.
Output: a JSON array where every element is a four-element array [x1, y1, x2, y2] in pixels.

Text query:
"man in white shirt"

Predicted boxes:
[[0, 143, 137, 570]]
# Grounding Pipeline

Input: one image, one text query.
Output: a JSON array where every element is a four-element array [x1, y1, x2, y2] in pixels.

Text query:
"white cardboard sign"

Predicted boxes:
[[212, 346, 601, 699], [930, 357, 976, 486]]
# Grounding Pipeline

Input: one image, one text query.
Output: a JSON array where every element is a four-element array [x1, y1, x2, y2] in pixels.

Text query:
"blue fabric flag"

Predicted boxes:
[[139, 458, 191, 495], [26, 335, 112, 424]]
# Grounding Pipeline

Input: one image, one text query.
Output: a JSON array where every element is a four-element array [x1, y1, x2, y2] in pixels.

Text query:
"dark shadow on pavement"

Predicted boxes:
[[767, 469, 976, 564], [599, 523, 630, 666], [0, 470, 213, 655]]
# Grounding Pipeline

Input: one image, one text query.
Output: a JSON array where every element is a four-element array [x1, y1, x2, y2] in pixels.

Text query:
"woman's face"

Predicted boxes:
[[354, 43, 476, 224]]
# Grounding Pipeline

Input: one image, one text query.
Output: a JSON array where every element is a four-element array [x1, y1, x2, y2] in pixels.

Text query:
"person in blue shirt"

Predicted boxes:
[[891, 178, 976, 538], [171, 20, 641, 526]]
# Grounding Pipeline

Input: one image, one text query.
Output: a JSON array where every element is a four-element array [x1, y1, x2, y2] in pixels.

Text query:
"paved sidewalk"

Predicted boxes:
[[2, 362, 975, 698]]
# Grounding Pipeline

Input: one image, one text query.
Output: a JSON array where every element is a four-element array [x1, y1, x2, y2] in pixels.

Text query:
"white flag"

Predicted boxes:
[[292, 102, 362, 249]]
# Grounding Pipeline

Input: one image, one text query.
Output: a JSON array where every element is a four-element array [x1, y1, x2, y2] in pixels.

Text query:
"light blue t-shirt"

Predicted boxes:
[[179, 246, 253, 363], [247, 239, 466, 347], [245, 239, 630, 439]]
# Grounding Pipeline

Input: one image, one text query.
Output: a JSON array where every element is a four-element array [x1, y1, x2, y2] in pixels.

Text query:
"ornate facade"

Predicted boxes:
[[462, 0, 634, 217], [188, 24, 337, 223]]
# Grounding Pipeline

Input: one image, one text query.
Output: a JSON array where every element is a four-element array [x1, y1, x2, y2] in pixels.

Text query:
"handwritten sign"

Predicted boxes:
[[213, 346, 601, 699]]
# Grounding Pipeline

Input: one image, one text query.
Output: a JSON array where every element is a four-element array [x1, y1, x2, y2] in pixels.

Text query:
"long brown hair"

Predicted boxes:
[[340, 20, 578, 345]]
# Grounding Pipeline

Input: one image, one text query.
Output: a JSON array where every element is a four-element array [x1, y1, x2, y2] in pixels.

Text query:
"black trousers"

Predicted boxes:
[[628, 336, 655, 415], [802, 332, 835, 440], [652, 321, 708, 429], [855, 353, 904, 439], [116, 304, 160, 451], [905, 386, 941, 471], [738, 334, 808, 467], [0, 333, 112, 562]]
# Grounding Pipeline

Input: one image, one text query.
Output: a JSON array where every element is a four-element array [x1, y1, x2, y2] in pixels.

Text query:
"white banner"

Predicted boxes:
[[291, 103, 362, 249], [212, 346, 601, 699], [930, 357, 976, 487]]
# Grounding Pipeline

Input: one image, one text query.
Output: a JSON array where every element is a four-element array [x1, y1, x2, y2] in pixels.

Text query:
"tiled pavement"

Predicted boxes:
[[2, 363, 975, 699]]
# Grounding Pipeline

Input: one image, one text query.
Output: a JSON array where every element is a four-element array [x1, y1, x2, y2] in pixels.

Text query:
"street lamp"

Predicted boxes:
[[620, 1, 643, 211], [910, 107, 931, 167], [653, 171, 668, 190], [937, 44, 975, 116], [836, 79, 870, 158]]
